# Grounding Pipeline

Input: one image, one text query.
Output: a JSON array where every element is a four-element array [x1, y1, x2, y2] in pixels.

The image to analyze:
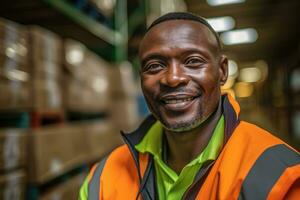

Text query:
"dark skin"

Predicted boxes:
[[139, 20, 228, 174]]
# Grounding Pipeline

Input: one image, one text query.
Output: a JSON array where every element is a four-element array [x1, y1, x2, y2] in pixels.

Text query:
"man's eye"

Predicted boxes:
[[144, 63, 164, 72], [185, 57, 205, 66]]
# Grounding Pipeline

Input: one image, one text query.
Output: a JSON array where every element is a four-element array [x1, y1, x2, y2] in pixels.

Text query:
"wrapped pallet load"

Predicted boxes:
[[64, 39, 110, 113], [107, 61, 139, 132], [28, 26, 63, 111], [0, 18, 30, 110], [0, 129, 27, 171]]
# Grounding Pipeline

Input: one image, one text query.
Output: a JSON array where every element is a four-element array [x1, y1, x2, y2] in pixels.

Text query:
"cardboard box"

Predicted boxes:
[[29, 26, 62, 63], [0, 77, 62, 111], [64, 39, 109, 82], [0, 55, 29, 79], [0, 129, 28, 171], [84, 120, 123, 162], [28, 125, 89, 184], [66, 84, 110, 112], [107, 62, 136, 98], [64, 40, 111, 112], [110, 97, 139, 132], [31, 58, 61, 80], [32, 78, 62, 111], [0, 170, 26, 200], [39, 172, 86, 200], [64, 39, 87, 80], [0, 80, 30, 110], [0, 18, 29, 64], [64, 74, 110, 112]]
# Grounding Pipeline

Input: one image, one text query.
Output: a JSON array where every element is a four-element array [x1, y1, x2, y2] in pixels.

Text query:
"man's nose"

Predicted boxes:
[[160, 62, 189, 87]]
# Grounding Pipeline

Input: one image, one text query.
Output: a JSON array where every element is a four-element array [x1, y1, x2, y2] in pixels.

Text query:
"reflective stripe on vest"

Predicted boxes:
[[88, 156, 108, 200], [238, 144, 300, 200]]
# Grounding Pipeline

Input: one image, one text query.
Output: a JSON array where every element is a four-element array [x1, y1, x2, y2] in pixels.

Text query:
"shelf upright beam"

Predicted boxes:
[[44, 0, 123, 46], [114, 0, 128, 62]]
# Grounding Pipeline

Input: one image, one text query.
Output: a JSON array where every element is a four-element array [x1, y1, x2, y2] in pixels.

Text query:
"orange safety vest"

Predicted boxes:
[[86, 94, 300, 200]]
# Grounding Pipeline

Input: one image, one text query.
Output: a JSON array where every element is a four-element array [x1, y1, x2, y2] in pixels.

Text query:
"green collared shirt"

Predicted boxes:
[[135, 116, 225, 200]]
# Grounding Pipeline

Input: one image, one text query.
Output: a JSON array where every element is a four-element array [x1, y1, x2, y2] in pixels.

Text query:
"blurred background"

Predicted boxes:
[[0, 0, 300, 199]]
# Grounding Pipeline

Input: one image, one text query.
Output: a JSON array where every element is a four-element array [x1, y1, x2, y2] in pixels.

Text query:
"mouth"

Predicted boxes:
[[160, 93, 200, 111], [162, 97, 196, 104]]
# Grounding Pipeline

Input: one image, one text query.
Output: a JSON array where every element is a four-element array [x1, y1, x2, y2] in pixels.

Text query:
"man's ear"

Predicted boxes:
[[219, 55, 228, 86]]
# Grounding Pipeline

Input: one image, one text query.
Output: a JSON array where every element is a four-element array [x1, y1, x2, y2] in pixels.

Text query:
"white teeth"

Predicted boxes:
[[165, 98, 193, 104]]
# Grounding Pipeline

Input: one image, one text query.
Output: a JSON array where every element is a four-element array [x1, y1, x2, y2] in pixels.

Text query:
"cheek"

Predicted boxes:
[[190, 68, 220, 91], [141, 75, 159, 92], [141, 75, 160, 96]]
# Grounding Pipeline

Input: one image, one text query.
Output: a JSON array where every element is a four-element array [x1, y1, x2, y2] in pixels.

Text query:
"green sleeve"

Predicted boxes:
[[78, 176, 89, 200]]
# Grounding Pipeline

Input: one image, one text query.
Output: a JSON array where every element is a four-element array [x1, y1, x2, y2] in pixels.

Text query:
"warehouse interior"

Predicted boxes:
[[0, 0, 300, 199]]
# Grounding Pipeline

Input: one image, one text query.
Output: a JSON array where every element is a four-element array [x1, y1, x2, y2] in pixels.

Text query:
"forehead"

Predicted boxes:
[[139, 20, 218, 60]]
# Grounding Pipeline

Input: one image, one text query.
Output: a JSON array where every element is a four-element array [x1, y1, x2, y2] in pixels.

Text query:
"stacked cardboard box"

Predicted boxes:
[[0, 18, 30, 110], [39, 172, 86, 200], [0, 129, 28, 171], [108, 62, 139, 132], [0, 20, 63, 111], [28, 121, 122, 184], [64, 39, 110, 112], [28, 26, 63, 111], [0, 129, 27, 200], [28, 124, 88, 184], [84, 120, 123, 162], [0, 170, 26, 200]]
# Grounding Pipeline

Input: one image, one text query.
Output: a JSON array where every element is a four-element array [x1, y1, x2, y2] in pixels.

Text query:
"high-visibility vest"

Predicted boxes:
[[84, 94, 300, 200]]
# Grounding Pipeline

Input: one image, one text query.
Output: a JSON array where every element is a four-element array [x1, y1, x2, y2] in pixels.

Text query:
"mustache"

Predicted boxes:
[[158, 87, 202, 99]]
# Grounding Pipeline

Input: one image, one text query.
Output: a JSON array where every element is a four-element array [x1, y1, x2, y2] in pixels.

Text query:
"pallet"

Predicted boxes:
[[66, 110, 108, 122], [30, 109, 65, 128], [0, 110, 30, 128], [26, 164, 88, 200], [0, 109, 66, 129]]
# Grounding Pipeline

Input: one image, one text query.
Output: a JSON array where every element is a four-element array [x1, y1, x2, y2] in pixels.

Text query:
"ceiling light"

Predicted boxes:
[[228, 60, 238, 77], [221, 77, 235, 90], [239, 67, 262, 83], [207, 0, 245, 6], [291, 69, 300, 92], [94, 0, 116, 11], [221, 60, 238, 90], [234, 82, 253, 98], [292, 111, 300, 139], [221, 28, 258, 45], [206, 16, 235, 32]]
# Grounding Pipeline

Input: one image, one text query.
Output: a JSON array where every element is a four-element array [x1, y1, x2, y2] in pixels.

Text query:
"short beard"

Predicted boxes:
[[159, 112, 210, 133]]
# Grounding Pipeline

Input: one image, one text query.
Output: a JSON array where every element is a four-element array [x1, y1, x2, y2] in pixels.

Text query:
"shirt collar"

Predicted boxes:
[[135, 115, 225, 166]]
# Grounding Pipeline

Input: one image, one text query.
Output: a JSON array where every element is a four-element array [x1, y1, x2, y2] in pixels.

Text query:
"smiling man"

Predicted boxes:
[[79, 12, 300, 200]]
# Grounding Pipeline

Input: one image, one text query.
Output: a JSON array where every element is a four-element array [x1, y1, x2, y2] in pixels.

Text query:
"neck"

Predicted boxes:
[[164, 100, 222, 174]]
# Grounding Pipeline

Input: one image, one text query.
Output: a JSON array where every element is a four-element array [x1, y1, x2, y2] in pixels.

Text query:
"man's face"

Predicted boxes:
[[139, 20, 227, 132]]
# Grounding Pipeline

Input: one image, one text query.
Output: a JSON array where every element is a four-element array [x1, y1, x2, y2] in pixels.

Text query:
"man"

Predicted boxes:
[[79, 12, 300, 200]]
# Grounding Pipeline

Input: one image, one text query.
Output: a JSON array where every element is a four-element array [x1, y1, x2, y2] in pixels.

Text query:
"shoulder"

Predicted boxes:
[[233, 121, 300, 171], [226, 122, 300, 198], [86, 144, 143, 199], [233, 121, 294, 149], [88, 144, 137, 180], [224, 120, 300, 169], [94, 144, 133, 173]]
